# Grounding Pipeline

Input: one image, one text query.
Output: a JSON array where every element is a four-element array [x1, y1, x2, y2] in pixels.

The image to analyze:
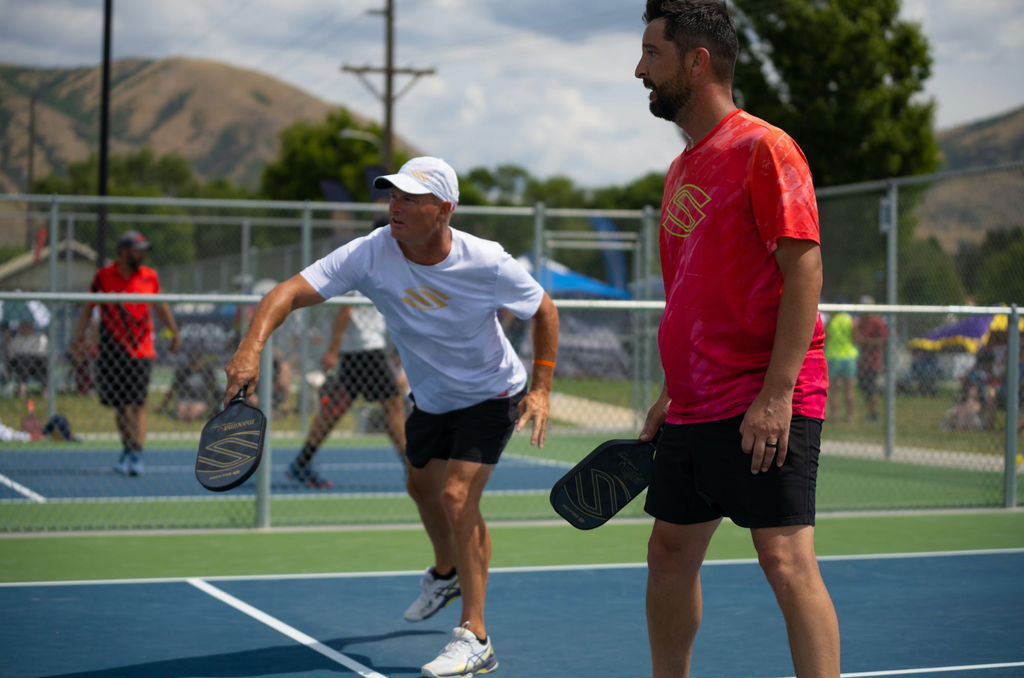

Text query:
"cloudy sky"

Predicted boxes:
[[1, 0, 1022, 187]]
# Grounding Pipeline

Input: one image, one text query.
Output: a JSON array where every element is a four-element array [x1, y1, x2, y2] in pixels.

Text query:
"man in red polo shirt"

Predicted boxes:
[[72, 230, 180, 476], [635, 1, 838, 676]]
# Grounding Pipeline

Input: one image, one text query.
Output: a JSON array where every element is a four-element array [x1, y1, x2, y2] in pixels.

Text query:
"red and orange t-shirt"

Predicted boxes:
[[89, 264, 161, 359], [658, 109, 828, 424]]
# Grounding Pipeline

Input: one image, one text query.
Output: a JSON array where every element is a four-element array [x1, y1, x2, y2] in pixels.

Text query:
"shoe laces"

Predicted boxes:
[[438, 623, 477, 659]]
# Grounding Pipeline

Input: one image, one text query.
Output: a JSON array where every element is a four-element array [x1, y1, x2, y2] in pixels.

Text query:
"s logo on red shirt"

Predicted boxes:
[[662, 184, 711, 238]]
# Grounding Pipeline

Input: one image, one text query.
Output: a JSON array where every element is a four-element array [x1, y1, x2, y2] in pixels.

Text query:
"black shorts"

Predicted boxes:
[[858, 368, 882, 397], [644, 415, 823, 529], [321, 350, 400, 413], [405, 388, 526, 469], [9, 355, 47, 383], [96, 340, 152, 409]]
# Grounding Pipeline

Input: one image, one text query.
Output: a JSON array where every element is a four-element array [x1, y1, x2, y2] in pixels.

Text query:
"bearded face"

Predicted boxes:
[[645, 66, 694, 123]]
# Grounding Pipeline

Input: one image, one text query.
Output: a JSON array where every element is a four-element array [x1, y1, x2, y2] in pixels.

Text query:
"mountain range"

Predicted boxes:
[[1, 57, 1022, 253]]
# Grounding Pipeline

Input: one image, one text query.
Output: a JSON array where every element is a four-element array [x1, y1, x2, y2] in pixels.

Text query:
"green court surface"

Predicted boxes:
[[2, 511, 1023, 584]]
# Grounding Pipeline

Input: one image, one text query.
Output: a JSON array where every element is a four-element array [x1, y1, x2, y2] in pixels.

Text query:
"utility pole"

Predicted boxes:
[[25, 95, 36, 249], [342, 0, 434, 172], [97, 0, 113, 268]]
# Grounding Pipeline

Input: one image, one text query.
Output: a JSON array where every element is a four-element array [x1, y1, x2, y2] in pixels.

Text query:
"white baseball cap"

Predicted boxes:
[[373, 157, 459, 207]]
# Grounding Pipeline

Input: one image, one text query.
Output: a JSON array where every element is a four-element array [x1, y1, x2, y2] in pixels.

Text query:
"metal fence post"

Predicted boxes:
[[299, 202, 312, 437], [64, 215, 75, 290], [256, 332, 274, 528], [1005, 305, 1020, 508], [533, 202, 546, 289], [46, 198, 60, 419], [641, 205, 656, 426], [884, 181, 898, 460], [631, 232, 643, 426]]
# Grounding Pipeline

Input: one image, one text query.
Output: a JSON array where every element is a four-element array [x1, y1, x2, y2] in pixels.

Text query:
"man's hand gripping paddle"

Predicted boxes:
[[195, 386, 266, 492], [549, 430, 660, 529]]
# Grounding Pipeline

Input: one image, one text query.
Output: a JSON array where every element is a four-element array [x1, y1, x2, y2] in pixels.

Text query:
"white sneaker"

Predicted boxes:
[[404, 567, 461, 622], [421, 622, 497, 678], [113, 453, 130, 476]]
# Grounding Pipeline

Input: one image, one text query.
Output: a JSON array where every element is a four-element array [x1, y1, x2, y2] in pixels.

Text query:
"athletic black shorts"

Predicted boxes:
[[321, 350, 399, 410], [644, 414, 823, 529], [405, 388, 526, 469], [96, 339, 152, 409]]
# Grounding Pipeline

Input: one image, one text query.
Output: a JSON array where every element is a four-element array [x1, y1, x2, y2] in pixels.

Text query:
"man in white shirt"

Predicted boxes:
[[224, 156, 559, 678], [286, 295, 407, 488]]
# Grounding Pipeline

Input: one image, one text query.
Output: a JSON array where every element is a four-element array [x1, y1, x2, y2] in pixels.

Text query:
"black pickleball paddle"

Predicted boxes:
[[195, 387, 266, 492], [550, 430, 660, 530]]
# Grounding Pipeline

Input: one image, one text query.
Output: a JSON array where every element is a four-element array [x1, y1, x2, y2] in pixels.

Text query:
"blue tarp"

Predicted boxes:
[[516, 255, 631, 299]]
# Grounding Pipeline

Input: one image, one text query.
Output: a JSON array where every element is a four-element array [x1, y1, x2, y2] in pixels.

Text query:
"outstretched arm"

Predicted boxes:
[[224, 274, 326, 404], [516, 293, 559, 448]]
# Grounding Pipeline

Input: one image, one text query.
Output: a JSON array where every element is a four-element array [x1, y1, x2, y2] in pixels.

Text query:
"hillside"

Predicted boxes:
[[938, 104, 1024, 170], [913, 103, 1024, 252], [0, 57, 361, 193]]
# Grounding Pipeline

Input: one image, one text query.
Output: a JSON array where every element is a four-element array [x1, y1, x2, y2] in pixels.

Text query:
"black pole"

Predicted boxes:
[[383, 0, 394, 173], [96, 0, 112, 268], [26, 95, 36, 250]]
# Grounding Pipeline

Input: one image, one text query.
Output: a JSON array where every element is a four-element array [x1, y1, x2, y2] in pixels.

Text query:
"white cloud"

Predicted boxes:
[[1, 0, 1022, 186]]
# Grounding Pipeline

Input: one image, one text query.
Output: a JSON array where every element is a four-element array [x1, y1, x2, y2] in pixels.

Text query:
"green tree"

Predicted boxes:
[[732, 0, 939, 187], [260, 109, 398, 202], [898, 238, 966, 305], [32, 149, 253, 265], [975, 239, 1024, 305], [957, 227, 1024, 298]]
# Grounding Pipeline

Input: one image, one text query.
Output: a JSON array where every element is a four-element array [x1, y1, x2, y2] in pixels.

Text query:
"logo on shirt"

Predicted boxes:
[[402, 286, 450, 311], [663, 184, 711, 238]]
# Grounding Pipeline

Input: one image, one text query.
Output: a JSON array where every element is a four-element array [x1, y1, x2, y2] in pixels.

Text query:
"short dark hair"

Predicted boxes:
[[643, 0, 738, 85]]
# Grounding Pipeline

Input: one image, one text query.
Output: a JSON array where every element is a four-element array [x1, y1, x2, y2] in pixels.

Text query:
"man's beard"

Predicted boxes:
[[127, 256, 142, 271], [647, 77, 693, 124]]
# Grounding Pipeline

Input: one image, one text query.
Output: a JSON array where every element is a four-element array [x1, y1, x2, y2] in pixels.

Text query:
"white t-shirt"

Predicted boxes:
[[302, 226, 544, 413], [340, 292, 388, 353]]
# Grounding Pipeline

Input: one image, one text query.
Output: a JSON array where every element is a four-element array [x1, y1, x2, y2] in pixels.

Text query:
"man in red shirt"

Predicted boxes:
[[72, 231, 180, 476], [635, 2, 839, 676], [854, 295, 888, 422]]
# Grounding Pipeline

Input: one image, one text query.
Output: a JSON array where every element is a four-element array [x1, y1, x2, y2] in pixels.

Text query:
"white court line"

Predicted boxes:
[[0, 471, 46, 503], [187, 577, 390, 678], [773, 661, 1024, 677]]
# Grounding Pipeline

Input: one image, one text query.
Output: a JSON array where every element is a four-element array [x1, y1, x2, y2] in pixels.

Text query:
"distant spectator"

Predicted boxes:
[[70, 230, 181, 477], [946, 346, 999, 431], [0, 400, 77, 442], [825, 308, 858, 424], [7, 321, 48, 400], [853, 296, 888, 423], [156, 351, 221, 422]]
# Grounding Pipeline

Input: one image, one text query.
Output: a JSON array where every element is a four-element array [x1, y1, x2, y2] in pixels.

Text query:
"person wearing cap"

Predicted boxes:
[[224, 156, 559, 678], [853, 295, 888, 423], [71, 230, 180, 476]]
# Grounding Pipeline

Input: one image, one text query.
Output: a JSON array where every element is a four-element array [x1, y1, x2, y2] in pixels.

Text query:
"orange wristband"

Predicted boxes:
[[533, 359, 556, 368]]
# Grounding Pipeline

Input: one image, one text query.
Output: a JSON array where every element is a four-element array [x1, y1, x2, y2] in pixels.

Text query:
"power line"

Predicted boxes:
[[175, 0, 259, 57]]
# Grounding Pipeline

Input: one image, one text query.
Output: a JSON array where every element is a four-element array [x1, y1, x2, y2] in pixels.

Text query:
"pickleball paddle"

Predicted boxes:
[[195, 386, 266, 492], [550, 430, 660, 530]]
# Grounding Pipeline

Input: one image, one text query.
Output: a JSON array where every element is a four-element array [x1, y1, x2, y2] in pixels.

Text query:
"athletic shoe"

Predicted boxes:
[[285, 461, 334, 489], [421, 622, 497, 678], [128, 454, 145, 477], [113, 453, 131, 476], [404, 567, 461, 622]]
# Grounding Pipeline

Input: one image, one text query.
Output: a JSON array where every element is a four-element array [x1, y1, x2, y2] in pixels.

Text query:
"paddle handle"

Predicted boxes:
[[230, 384, 248, 404]]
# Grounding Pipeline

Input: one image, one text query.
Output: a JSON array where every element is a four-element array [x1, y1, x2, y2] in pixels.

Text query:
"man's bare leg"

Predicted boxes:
[[441, 459, 494, 640], [751, 525, 840, 677], [647, 518, 720, 678], [407, 459, 456, 575]]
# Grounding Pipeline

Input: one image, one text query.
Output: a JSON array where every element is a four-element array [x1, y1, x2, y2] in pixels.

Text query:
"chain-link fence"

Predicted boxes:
[[817, 162, 1024, 308], [0, 164, 1022, 532], [0, 288, 1019, 532]]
